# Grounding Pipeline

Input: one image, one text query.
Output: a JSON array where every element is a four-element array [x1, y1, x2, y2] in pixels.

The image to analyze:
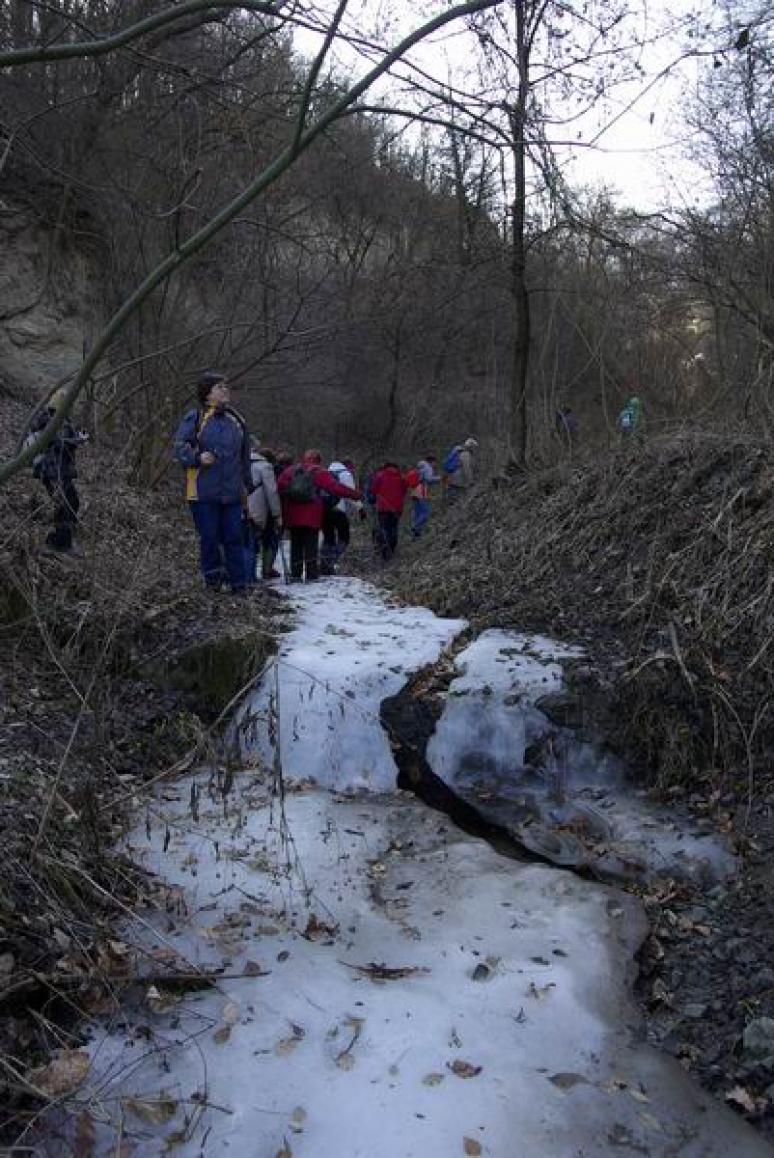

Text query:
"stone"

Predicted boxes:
[[742, 1018, 774, 1067]]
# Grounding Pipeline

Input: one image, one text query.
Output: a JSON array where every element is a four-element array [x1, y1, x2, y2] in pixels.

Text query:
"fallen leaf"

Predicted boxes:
[[26, 1050, 90, 1098], [222, 1001, 240, 1024], [549, 1072, 589, 1090], [73, 1109, 96, 1157], [422, 1072, 445, 1087], [463, 1139, 482, 1156], [344, 961, 430, 981], [244, 959, 265, 976], [726, 1085, 757, 1114], [213, 1025, 232, 1045], [276, 1139, 293, 1158], [125, 1094, 178, 1125], [303, 913, 338, 941], [448, 1059, 482, 1079]]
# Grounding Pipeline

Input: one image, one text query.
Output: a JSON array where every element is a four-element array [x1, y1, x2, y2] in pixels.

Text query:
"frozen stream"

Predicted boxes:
[[48, 577, 769, 1156]]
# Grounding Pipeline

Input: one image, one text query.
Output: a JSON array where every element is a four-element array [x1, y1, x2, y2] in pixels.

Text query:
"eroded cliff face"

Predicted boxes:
[[0, 198, 98, 399]]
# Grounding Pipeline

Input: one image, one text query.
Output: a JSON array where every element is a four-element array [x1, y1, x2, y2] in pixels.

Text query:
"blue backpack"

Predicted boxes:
[[442, 446, 461, 475]]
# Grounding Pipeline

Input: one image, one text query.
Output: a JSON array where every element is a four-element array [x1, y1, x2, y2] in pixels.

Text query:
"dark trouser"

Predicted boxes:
[[190, 500, 245, 590], [43, 477, 79, 551], [242, 520, 258, 585], [377, 511, 400, 560], [321, 508, 350, 573], [261, 516, 280, 578], [290, 526, 319, 580]]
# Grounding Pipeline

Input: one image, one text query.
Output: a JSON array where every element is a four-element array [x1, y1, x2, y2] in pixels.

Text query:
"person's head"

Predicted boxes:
[[260, 446, 277, 465], [197, 371, 229, 410], [383, 460, 399, 471], [303, 448, 322, 465], [463, 437, 479, 451], [343, 458, 355, 472], [275, 449, 293, 468], [424, 453, 437, 465]]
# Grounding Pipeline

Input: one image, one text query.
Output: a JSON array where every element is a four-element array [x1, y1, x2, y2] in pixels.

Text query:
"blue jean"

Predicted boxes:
[[411, 498, 430, 537], [190, 501, 245, 590]]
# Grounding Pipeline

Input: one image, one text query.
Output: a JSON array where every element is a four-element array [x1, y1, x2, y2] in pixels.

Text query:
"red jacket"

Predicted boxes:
[[278, 463, 360, 529], [371, 466, 408, 515]]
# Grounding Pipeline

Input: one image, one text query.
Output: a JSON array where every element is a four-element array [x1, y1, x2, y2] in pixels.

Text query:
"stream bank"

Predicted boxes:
[[33, 574, 771, 1156]]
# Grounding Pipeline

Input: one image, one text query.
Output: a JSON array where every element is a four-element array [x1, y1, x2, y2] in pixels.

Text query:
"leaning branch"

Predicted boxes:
[[0, 0, 285, 67], [0, 0, 503, 486]]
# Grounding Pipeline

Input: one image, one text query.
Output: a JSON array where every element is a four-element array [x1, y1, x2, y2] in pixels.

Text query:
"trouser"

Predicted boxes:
[[289, 526, 319, 580], [321, 508, 350, 573], [377, 511, 400, 560], [261, 516, 280, 578], [43, 477, 79, 551], [189, 500, 245, 590], [410, 497, 430, 537], [242, 520, 259, 585]]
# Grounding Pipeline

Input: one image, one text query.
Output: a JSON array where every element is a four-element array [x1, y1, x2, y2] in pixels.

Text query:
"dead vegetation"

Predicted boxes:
[[0, 396, 279, 1143], [390, 431, 774, 800]]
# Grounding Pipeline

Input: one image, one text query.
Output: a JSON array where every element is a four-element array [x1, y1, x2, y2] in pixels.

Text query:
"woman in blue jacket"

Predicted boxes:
[[173, 371, 252, 592]]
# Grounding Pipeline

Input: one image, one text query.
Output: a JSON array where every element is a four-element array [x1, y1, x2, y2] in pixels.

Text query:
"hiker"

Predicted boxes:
[[246, 442, 282, 582], [320, 458, 360, 575], [370, 461, 408, 561], [173, 371, 252, 593], [26, 388, 89, 556], [617, 395, 643, 437], [443, 438, 478, 503], [410, 454, 440, 538], [555, 407, 578, 450], [277, 450, 360, 582]]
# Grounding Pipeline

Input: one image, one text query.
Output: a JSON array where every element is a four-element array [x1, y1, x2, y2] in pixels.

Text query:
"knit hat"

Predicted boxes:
[[197, 371, 227, 407], [463, 438, 479, 450]]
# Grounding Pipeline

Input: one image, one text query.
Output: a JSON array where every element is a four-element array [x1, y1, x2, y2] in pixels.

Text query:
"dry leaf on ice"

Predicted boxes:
[[448, 1059, 482, 1079], [463, 1137, 482, 1155], [124, 1094, 178, 1125], [26, 1050, 91, 1098]]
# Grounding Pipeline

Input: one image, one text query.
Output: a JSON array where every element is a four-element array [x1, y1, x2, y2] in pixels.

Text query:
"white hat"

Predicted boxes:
[[463, 438, 479, 450]]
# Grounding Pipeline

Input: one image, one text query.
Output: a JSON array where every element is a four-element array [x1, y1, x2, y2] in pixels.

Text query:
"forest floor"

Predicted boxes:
[[0, 394, 283, 1143], [1, 411, 773, 1146], [386, 430, 774, 1140]]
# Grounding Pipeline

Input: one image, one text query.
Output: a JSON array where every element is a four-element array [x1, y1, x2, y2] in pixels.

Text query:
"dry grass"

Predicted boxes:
[[390, 430, 774, 799]]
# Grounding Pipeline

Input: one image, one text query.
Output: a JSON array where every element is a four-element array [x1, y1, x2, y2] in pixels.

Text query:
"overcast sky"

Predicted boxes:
[[291, 0, 758, 212]]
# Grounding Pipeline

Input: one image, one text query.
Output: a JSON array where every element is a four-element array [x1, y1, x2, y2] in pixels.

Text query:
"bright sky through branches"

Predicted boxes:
[[292, 0, 761, 211]]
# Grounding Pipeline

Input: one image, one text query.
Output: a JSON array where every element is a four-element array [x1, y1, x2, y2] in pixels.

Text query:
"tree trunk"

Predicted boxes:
[[508, 1, 530, 464]]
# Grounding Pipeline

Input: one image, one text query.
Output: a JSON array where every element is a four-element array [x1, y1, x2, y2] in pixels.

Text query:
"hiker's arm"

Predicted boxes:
[[241, 430, 253, 492], [319, 470, 360, 501], [173, 412, 199, 467]]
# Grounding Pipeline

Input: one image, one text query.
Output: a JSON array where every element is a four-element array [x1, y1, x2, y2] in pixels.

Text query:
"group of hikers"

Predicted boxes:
[[25, 370, 642, 577], [171, 371, 479, 592]]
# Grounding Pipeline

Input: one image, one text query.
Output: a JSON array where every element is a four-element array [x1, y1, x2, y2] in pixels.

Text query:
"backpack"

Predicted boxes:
[[287, 465, 316, 502], [618, 407, 634, 431], [442, 447, 461, 475], [23, 426, 50, 479]]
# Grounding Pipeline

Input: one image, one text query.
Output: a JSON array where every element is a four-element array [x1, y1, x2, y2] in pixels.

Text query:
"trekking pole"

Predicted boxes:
[[277, 535, 290, 584]]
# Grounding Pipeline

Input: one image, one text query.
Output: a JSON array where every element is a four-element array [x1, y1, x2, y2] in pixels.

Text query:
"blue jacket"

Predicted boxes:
[[173, 406, 251, 504]]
